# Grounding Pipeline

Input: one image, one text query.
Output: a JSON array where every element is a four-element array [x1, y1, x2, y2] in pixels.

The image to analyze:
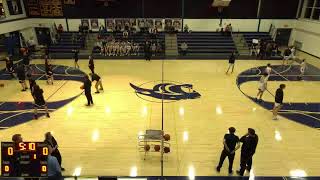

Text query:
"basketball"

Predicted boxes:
[[144, 145, 150, 151], [164, 147, 170, 153], [163, 134, 170, 141], [154, 145, 160, 152], [80, 85, 84, 89]]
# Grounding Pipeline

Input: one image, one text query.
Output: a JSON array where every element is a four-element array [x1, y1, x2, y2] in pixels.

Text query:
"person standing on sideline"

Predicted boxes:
[[44, 132, 65, 171], [283, 47, 291, 65], [256, 73, 269, 102], [216, 127, 240, 174], [47, 146, 63, 180], [88, 55, 95, 73], [89, 73, 104, 94], [298, 59, 306, 80], [83, 75, 93, 106], [73, 49, 80, 69], [144, 41, 151, 61], [265, 63, 272, 75], [272, 84, 286, 120], [32, 85, 50, 119], [226, 51, 236, 74], [236, 128, 259, 176], [45, 62, 54, 85], [5, 56, 15, 78], [16, 63, 28, 91]]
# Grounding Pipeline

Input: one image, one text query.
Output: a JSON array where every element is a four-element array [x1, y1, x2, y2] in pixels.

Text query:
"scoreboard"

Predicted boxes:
[[1, 142, 48, 177]]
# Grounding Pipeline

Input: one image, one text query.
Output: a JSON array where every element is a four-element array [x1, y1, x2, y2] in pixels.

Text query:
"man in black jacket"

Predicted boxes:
[[237, 128, 259, 176], [216, 127, 240, 174], [83, 75, 93, 106], [272, 84, 286, 120]]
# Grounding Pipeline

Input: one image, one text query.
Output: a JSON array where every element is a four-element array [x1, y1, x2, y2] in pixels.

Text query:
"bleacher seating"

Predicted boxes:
[[177, 32, 236, 59], [49, 32, 85, 54], [243, 32, 273, 46]]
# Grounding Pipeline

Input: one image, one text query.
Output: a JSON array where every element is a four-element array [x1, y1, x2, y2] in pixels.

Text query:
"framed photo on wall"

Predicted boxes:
[[106, 19, 115, 30], [81, 19, 89, 27], [155, 19, 163, 30], [90, 19, 99, 29]]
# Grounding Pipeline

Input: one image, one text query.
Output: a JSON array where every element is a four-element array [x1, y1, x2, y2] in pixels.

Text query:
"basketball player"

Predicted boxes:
[[88, 55, 95, 73], [45, 63, 54, 85], [83, 75, 93, 106], [265, 63, 272, 75], [89, 73, 104, 93], [272, 84, 286, 120], [5, 56, 15, 78], [283, 47, 291, 65], [298, 59, 306, 80], [16, 63, 28, 91], [226, 51, 236, 74], [73, 49, 80, 69], [256, 73, 269, 102], [236, 128, 258, 176], [216, 127, 240, 174], [32, 85, 50, 120]]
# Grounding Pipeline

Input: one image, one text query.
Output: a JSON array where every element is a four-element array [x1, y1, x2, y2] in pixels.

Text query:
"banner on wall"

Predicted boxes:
[[90, 19, 99, 29]]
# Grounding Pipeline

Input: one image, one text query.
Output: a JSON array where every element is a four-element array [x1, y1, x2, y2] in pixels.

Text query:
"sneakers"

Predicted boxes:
[[229, 170, 233, 174], [272, 116, 278, 120], [34, 115, 38, 120], [46, 113, 50, 118], [216, 166, 220, 172], [95, 91, 100, 94]]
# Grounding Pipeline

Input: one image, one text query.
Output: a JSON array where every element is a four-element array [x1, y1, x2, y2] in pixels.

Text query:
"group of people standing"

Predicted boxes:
[[216, 127, 258, 176]]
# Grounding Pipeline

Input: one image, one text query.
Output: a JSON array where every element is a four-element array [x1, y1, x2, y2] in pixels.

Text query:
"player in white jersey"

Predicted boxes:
[[256, 73, 269, 102], [298, 59, 306, 80], [265, 63, 272, 75]]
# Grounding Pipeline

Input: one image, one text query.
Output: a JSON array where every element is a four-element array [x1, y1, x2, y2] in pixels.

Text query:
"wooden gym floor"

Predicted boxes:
[[0, 51, 319, 177]]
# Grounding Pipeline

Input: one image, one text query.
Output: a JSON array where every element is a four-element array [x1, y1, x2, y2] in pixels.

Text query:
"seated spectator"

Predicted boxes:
[[151, 43, 156, 56], [180, 42, 188, 56], [123, 30, 129, 40], [47, 146, 63, 180], [184, 24, 189, 33], [225, 23, 233, 35], [57, 24, 63, 34]]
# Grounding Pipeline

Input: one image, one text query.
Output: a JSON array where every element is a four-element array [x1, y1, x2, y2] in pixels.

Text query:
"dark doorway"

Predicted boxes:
[[275, 28, 292, 46]]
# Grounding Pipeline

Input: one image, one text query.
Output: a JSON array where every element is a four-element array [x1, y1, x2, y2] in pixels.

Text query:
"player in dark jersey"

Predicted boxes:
[[272, 84, 286, 120], [45, 63, 54, 85], [89, 73, 104, 93], [73, 49, 80, 69], [32, 85, 50, 120], [5, 56, 15, 78], [16, 63, 28, 91]]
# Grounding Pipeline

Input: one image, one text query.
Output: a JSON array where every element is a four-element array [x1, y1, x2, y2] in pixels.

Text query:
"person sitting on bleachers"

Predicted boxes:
[[225, 24, 233, 36], [180, 42, 188, 56], [123, 30, 129, 40], [27, 37, 36, 52], [184, 24, 190, 33], [57, 24, 63, 34]]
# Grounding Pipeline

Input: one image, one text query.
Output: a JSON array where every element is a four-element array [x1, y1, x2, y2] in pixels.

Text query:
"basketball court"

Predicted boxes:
[[1, 51, 320, 177]]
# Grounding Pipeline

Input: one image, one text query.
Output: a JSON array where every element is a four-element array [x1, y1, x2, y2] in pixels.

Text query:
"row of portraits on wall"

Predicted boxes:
[[81, 18, 182, 31]]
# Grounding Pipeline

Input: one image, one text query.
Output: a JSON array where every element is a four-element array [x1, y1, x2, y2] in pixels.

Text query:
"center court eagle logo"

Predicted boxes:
[[130, 81, 201, 103]]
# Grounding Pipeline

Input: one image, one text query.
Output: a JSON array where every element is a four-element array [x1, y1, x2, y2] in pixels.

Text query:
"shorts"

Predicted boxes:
[[300, 68, 305, 74], [34, 100, 46, 107], [274, 103, 282, 108], [284, 56, 290, 60]]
